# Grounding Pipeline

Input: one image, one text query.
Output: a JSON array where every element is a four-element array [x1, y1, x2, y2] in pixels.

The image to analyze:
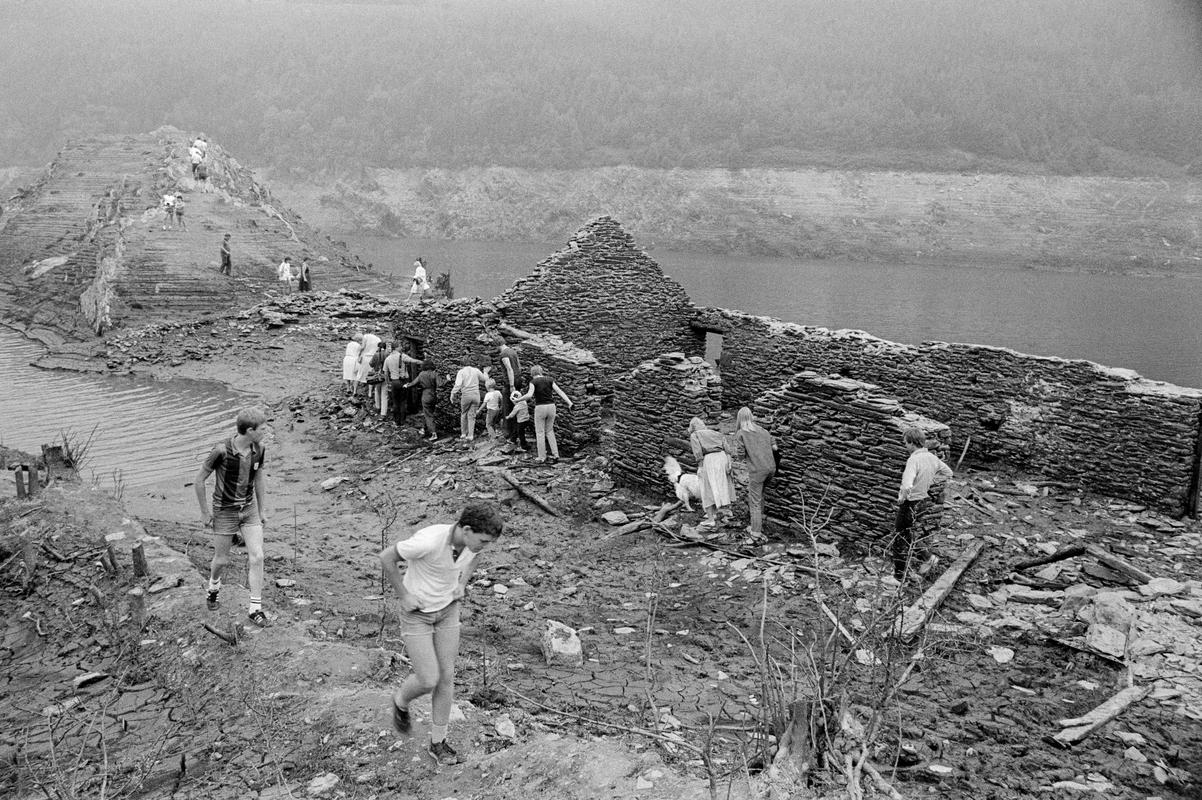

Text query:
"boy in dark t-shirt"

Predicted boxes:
[[194, 407, 271, 626]]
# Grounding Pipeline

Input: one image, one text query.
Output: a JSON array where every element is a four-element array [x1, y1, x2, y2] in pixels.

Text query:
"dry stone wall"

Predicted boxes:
[[497, 216, 703, 375], [753, 372, 951, 541], [610, 353, 723, 495], [504, 329, 602, 453], [700, 309, 1202, 514]]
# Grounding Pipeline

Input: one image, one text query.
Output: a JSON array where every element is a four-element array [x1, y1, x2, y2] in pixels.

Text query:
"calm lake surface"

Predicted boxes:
[[344, 235, 1201, 390], [0, 329, 246, 487]]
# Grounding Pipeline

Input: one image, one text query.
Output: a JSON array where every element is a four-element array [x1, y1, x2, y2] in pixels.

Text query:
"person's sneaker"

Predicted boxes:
[[247, 609, 268, 627], [391, 702, 411, 735], [205, 592, 220, 611], [427, 739, 461, 766]]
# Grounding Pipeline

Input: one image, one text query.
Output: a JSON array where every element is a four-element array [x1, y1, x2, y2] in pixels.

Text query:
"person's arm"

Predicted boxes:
[[194, 465, 212, 526], [505, 405, 520, 421], [254, 467, 269, 525], [453, 551, 480, 599], [689, 432, 703, 462], [515, 387, 534, 403], [503, 356, 516, 389], [898, 455, 918, 502], [552, 381, 573, 409], [377, 546, 420, 611], [934, 457, 953, 485]]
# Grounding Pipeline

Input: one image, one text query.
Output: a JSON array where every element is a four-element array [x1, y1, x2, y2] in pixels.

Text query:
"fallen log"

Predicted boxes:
[[1053, 684, 1150, 746], [615, 520, 650, 536], [897, 541, 986, 642], [652, 501, 682, 523], [500, 470, 561, 517]]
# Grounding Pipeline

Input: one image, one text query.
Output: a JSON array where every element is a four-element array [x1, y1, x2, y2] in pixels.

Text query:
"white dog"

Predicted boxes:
[[663, 456, 702, 511]]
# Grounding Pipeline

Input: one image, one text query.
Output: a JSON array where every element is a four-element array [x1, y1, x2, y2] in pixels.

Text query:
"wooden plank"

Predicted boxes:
[[897, 541, 986, 642], [1084, 544, 1154, 585], [1053, 685, 1150, 746], [1015, 544, 1086, 572]]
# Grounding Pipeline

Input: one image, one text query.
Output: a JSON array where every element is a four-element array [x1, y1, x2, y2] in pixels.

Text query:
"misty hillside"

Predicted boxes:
[[1, 0, 1199, 176]]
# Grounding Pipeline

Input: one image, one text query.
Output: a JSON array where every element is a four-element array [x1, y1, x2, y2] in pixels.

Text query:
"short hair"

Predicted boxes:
[[236, 406, 268, 434], [421, 359, 434, 371], [903, 428, 927, 448], [458, 502, 503, 537], [485, 378, 496, 388], [223, 233, 230, 239], [688, 417, 707, 434], [493, 336, 507, 348], [529, 365, 544, 377], [392, 340, 404, 350]]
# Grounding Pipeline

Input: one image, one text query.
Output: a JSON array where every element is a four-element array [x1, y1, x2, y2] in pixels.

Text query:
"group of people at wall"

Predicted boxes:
[[340, 332, 574, 464]]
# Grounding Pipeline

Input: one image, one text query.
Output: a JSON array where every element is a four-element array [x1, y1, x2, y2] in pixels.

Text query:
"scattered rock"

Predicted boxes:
[[1123, 746, 1147, 762], [541, 620, 583, 668], [1170, 599, 1202, 619], [1138, 578, 1186, 598], [1112, 730, 1146, 745], [495, 715, 517, 739], [492, 584, 509, 595], [987, 646, 1014, 664], [613, 627, 637, 635], [320, 476, 349, 491], [275, 579, 296, 588], [305, 773, 340, 796], [600, 510, 630, 526]]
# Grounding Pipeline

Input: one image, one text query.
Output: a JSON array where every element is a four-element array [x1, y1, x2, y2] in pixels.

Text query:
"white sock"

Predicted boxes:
[[430, 724, 448, 744], [248, 597, 262, 614], [207, 578, 221, 595]]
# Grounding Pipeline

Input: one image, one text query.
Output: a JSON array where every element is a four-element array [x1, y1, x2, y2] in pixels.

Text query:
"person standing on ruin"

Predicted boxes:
[[195, 406, 272, 627], [733, 407, 778, 538], [513, 365, 573, 464], [688, 417, 735, 529], [893, 428, 952, 581], [379, 502, 504, 765], [219, 233, 232, 275], [408, 257, 430, 302], [495, 337, 522, 447], [449, 357, 488, 443]]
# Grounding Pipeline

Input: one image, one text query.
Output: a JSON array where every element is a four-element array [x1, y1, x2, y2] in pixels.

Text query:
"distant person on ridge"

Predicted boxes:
[[160, 192, 177, 230], [173, 193, 187, 231], [219, 234, 232, 275], [195, 406, 272, 628], [189, 142, 204, 179], [408, 257, 430, 301], [297, 259, 312, 292], [277, 257, 295, 294]]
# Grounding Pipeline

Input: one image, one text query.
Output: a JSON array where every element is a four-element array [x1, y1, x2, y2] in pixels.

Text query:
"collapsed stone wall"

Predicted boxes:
[[501, 327, 602, 453], [497, 216, 703, 375], [753, 372, 951, 540], [610, 353, 722, 496], [700, 309, 1202, 514]]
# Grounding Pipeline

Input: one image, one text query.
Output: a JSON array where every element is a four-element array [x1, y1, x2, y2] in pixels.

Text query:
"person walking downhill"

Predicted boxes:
[[733, 407, 778, 539], [406, 359, 441, 442], [219, 233, 232, 275], [514, 365, 573, 464], [194, 407, 272, 627], [379, 502, 504, 766], [688, 417, 735, 530], [893, 428, 953, 581], [449, 358, 488, 443]]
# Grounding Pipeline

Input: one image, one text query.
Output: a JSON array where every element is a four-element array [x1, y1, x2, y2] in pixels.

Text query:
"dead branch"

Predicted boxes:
[[1053, 684, 1151, 746], [652, 501, 682, 523], [1084, 544, 1154, 584], [896, 541, 986, 641], [500, 470, 561, 516], [202, 622, 238, 646], [1015, 544, 1086, 572], [863, 762, 905, 800]]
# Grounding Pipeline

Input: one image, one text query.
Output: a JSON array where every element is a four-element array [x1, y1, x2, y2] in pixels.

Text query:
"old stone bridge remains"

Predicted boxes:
[[386, 215, 1202, 539]]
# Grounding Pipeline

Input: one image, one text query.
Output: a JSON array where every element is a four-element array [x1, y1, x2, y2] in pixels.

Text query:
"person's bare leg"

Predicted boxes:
[[242, 523, 265, 614], [429, 622, 461, 740]]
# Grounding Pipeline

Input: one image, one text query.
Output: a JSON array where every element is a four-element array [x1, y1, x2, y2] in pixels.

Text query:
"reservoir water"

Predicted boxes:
[[346, 235, 1201, 389], [0, 328, 246, 488]]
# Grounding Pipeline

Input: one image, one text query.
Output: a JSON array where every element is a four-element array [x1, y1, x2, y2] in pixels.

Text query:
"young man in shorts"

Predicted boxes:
[[378, 502, 504, 765], [195, 407, 272, 627]]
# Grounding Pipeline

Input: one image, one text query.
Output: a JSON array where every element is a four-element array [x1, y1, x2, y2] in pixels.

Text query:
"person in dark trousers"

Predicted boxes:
[[297, 259, 311, 291], [219, 234, 232, 275], [893, 428, 953, 581], [194, 406, 271, 627], [406, 359, 441, 441], [495, 337, 522, 447], [379, 502, 503, 766]]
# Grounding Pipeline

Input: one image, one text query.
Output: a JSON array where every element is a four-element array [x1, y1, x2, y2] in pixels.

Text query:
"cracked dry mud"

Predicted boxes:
[[2, 293, 1201, 799]]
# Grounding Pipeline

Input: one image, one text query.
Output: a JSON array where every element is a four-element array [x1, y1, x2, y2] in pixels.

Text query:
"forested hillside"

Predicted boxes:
[[1, 0, 1199, 176]]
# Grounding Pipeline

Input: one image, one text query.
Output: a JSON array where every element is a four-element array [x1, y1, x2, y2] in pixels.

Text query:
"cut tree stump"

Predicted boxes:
[[1053, 684, 1150, 746], [131, 543, 149, 577], [897, 541, 986, 641]]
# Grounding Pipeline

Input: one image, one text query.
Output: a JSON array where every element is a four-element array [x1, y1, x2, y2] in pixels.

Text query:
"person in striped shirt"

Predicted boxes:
[[195, 407, 272, 626]]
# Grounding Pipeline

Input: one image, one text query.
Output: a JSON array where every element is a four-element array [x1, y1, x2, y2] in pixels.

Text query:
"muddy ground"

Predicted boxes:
[[2, 290, 1201, 799]]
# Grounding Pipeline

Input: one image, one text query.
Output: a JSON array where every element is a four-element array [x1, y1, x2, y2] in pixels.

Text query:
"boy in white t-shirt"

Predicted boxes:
[[478, 379, 502, 438], [378, 502, 504, 765]]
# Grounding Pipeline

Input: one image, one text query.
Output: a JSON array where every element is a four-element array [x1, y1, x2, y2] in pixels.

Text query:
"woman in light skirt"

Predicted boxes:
[[688, 417, 735, 529]]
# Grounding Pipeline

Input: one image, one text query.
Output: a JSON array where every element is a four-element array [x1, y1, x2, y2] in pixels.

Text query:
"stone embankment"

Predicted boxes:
[[0, 128, 397, 342]]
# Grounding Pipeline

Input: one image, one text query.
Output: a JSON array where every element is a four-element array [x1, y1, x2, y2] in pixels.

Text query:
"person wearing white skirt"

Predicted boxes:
[[688, 417, 735, 529], [342, 333, 363, 393]]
